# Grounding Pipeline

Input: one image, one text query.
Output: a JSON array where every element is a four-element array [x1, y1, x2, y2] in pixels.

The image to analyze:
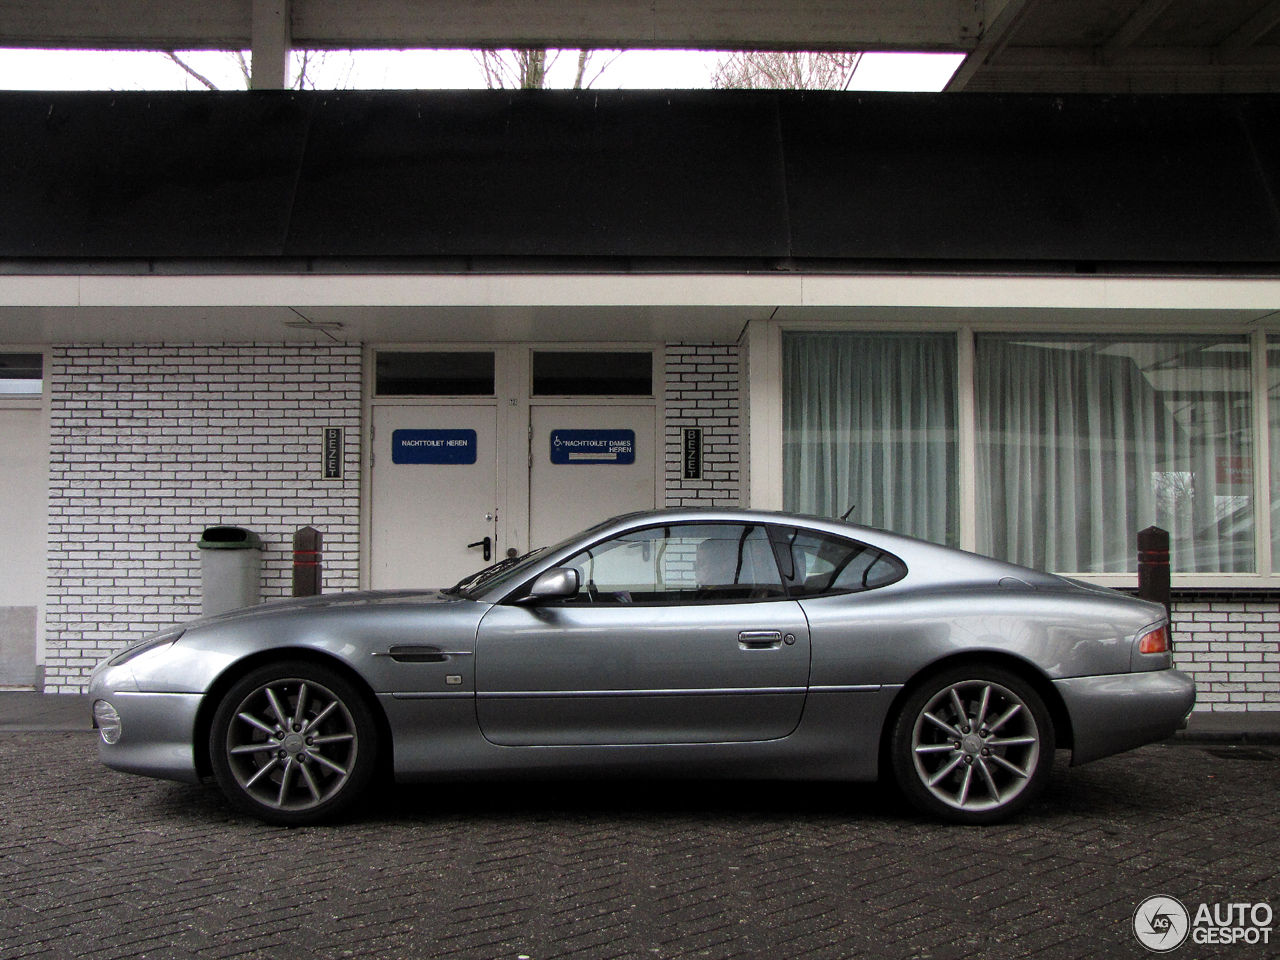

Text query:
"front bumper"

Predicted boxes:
[[1055, 669, 1196, 766], [89, 664, 203, 784]]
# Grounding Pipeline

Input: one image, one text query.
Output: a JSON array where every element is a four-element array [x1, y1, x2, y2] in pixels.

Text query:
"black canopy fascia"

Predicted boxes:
[[3, 89, 1279, 268]]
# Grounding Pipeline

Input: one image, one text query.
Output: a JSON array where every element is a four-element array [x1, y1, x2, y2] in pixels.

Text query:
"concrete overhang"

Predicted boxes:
[[3, 272, 1279, 344]]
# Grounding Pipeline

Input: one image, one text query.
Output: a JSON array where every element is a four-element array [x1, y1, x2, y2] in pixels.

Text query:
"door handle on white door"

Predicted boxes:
[[467, 536, 492, 561]]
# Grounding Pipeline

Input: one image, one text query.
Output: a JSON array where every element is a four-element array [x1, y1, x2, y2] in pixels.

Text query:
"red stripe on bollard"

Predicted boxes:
[[292, 527, 323, 597]]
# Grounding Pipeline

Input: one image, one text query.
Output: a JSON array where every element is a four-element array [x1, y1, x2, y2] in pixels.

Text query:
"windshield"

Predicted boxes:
[[449, 516, 622, 600], [449, 547, 549, 598]]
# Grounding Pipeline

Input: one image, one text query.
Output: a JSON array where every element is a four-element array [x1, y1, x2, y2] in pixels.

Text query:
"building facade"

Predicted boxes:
[[2, 89, 1279, 714]]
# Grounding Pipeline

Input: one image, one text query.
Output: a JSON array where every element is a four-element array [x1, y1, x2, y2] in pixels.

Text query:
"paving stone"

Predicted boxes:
[[0, 735, 1278, 959]]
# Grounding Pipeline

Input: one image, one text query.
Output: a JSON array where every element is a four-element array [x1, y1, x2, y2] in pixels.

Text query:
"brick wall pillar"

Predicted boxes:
[[664, 344, 740, 508]]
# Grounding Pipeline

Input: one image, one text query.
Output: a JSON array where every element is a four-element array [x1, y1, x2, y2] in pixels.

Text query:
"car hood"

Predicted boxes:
[[176, 589, 465, 630]]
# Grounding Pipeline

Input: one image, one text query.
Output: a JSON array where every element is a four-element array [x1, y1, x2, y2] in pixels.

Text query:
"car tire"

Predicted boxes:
[[889, 664, 1055, 825], [210, 660, 379, 826]]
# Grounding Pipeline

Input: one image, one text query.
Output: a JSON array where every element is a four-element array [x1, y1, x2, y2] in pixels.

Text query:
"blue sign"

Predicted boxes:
[[550, 429, 636, 465], [392, 429, 477, 465]]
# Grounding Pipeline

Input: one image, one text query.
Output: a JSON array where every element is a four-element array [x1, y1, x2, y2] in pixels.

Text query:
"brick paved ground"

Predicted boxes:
[[0, 734, 1276, 960]]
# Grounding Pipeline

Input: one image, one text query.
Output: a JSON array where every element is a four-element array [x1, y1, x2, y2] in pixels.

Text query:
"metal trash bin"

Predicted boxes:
[[197, 526, 263, 616]]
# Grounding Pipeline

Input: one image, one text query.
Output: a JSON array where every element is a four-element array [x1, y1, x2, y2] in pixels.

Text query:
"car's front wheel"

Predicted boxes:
[[210, 661, 378, 826], [889, 664, 1054, 825]]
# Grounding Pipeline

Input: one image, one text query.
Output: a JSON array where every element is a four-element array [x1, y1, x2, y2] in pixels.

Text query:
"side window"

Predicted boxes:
[[768, 527, 907, 597], [560, 523, 786, 604]]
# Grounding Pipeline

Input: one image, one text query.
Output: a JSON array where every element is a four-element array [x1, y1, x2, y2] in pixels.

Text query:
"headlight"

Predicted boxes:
[[93, 700, 121, 744], [107, 627, 185, 666]]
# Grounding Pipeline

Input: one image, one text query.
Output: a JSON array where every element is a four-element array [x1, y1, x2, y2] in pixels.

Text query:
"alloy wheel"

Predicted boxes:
[[221, 676, 361, 814], [910, 678, 1041, 813]]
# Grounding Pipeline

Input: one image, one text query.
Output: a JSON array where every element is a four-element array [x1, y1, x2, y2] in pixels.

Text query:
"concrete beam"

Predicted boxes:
[[984, 45, 1280, 69], [0, 0, 248, 49], [1101, 0, 1175, 64], [1221, 0, 1280, 50], [958, 45, 1280, 93], [251, 0, 291, 89], [289, 0, 978, 50], [0, 0, 974, 51], [945, 0, 1039, 92]]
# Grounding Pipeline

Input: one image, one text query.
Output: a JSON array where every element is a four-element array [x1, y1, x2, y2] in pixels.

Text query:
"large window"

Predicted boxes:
[[1269, 339, 1280, 572], [782, 332, 958, 547], [779, 328, 1266, 579], [977, 335, 1254, 574]]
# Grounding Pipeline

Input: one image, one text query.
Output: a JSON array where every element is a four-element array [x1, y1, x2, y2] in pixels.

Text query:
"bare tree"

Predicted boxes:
[[475, 48, 553, 89], [231, 51, 251, 88], [163, 51, 219, 90], [712, 51, 862, 91], [475, 48, 621, 89], [163, 49, 349, 91], [290, 50, 355, 90], [574, 49, 623, 89]]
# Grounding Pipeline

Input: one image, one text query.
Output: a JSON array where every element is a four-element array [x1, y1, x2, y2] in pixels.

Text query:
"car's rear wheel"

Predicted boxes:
[[889, 664, 1054, 825], [210, 661, 378, 826]]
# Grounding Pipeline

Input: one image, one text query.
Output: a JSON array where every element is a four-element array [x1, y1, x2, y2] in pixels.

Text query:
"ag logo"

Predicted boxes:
[[1133, 896, 1190, 952]]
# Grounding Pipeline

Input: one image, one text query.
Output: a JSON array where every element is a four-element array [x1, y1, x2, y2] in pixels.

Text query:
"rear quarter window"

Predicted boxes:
[[768, 526, 907, 597]]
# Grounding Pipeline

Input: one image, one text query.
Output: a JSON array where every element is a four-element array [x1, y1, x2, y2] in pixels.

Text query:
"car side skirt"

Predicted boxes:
[[381, 687, 903, 782]]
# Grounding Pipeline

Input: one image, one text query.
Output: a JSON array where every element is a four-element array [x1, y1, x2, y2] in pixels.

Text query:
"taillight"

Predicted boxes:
[[1138, 624, 1170, 654]]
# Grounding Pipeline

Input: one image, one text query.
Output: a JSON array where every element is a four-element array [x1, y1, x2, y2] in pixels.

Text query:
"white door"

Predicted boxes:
[[371, 405, 498, 589], [0, 407, 46, 687], [528, 405, 656, 549]]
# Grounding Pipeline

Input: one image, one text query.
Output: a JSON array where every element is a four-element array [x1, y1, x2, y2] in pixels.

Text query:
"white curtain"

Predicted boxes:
[[783, 333, 957, 546], [1270, 340, 1280, 571], [977, 336, 1254, 574]]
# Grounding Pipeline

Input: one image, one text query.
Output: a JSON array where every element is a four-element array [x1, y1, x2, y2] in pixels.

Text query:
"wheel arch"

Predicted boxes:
[[192, 647, 394, 782], [877, 650, 1075, 779]]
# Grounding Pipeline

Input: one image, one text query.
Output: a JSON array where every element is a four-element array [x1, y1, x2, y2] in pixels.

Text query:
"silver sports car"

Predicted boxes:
[[89, 509, 1195, 826]]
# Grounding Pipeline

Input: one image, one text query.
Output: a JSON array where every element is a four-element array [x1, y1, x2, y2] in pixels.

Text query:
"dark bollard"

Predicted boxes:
[[1137, 525, 1171, 624], [293, 526, 322, 597]]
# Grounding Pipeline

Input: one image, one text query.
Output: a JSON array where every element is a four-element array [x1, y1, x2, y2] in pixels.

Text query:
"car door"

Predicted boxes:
[[474, 522, 811, 746]]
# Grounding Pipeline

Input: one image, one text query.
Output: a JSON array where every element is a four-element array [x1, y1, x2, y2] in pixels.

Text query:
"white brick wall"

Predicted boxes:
[[664, 343, 740, 507], [36, 337, 1280, 714], [44, 344, 362, 692], [1172, 600, 1280, 713]]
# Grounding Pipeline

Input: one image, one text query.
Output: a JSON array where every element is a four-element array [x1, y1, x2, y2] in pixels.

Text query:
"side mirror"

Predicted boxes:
[[516, 567, 580, 604]]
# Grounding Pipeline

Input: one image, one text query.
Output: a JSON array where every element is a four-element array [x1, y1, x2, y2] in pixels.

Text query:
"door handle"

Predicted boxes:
[[373, 646, 475, 663], [738, 630, 783, 649], [467, 536, 492, 562]]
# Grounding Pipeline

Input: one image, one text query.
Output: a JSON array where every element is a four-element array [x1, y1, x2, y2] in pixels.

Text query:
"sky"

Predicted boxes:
[[0, 47, 965, 92]]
